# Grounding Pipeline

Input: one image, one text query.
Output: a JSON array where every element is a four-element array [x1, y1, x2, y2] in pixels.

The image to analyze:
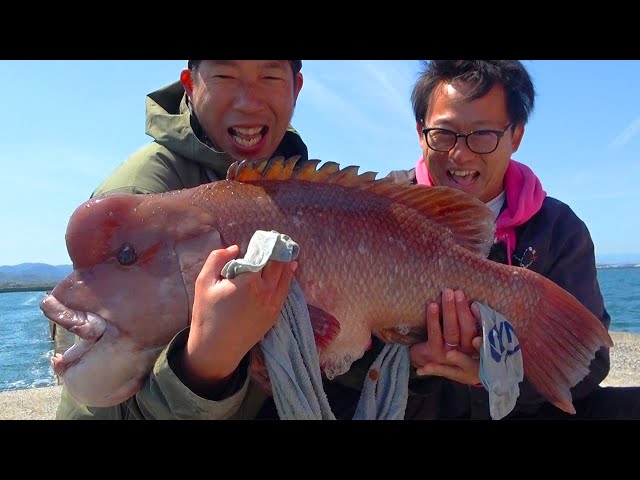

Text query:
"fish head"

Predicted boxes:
[[40, 191, 222, 406]]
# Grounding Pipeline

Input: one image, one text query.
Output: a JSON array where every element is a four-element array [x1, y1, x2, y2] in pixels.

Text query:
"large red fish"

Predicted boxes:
[[40, 156, 612, 412]]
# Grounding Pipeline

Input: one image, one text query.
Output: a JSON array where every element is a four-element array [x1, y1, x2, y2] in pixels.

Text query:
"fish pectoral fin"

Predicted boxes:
[[375, 325, 425, 345], [307, 304, 341, 352]]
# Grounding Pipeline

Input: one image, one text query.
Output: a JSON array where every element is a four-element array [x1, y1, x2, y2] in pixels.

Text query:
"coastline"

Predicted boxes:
[[1, 331, 638, 420], [0, 285, 55, 294]]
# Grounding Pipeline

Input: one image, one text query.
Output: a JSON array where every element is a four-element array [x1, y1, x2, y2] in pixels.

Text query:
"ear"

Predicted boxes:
[[511, 123, 525, 153], [180, 68, 195, 98], [293, 72, 304, 103], [416, 122, 426, 144]]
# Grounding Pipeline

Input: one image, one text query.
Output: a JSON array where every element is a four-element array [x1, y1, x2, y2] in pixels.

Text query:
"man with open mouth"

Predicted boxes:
[[54, 60, 308, 420]]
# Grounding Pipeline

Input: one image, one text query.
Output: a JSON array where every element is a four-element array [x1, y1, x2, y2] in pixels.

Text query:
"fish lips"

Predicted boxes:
[[40, 294, 107, 374]]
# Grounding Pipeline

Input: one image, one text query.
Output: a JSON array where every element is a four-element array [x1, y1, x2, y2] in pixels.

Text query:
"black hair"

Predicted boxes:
[[411, 60, 536, 127], [188, 60, 302, 73]]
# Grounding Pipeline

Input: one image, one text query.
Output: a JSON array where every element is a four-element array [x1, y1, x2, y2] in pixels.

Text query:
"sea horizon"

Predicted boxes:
[[1, 265, 639, 393]]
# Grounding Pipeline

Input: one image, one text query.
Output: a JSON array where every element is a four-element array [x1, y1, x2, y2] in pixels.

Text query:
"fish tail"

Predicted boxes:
[[517, 273, 613, 414]]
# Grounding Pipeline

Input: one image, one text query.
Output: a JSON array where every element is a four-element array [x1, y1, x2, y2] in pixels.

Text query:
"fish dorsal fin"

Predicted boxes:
[[227, 157, 496, 257]]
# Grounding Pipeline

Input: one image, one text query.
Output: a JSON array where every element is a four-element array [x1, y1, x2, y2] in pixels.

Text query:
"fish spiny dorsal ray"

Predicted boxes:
[[227, 156, 496, 258]]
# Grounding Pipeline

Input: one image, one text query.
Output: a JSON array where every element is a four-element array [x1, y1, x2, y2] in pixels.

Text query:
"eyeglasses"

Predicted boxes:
[[422, 123, 513, 154]]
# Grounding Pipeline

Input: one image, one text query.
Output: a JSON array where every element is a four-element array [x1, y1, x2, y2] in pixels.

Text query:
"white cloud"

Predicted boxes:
[[609, 116, 640, 149], [299, 62, 418, 143], [358, 60, 416, 120], [300, 74, 380, 133]]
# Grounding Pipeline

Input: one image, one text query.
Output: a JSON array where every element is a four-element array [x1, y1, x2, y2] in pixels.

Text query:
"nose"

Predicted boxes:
[[234, 82, 265, 113], [448, 136, 477, 164]]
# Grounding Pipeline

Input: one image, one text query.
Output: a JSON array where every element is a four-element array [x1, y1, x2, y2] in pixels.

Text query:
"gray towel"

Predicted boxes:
[[221, 230, 300, 279], [222, 230, 410, 420]]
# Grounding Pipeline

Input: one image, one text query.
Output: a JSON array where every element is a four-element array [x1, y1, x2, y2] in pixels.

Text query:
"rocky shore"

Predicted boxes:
[[1, 331, 638, 420]]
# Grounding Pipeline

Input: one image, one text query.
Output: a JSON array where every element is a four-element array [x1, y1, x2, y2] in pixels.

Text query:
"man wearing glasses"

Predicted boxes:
[[386, 60, 640, 419]]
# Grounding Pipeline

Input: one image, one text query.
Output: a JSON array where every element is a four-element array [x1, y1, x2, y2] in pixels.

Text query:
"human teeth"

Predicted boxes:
[[449, 170, 476, 176], [234, 136, 260, 147], [231, 126, 264, 147], [234, 126, 263, 135]]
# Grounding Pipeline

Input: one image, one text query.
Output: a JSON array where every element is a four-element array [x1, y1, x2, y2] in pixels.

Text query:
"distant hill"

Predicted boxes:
[[0, 257, 637, 292], [0, 263, 72, 291]]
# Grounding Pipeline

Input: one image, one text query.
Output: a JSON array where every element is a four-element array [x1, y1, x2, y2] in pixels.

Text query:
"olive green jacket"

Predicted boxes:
[[56, 329, 274, 420], [56, 80, 310, 420]]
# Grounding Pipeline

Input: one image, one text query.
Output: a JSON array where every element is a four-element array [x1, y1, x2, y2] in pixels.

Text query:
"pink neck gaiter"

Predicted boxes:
[[414, 157, 546, 265]]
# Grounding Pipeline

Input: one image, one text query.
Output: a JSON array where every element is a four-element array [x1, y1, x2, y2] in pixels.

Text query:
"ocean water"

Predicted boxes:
[[0, 291, 57, 392], [597, 267, 640, 333], [0, 267, 638, 393]]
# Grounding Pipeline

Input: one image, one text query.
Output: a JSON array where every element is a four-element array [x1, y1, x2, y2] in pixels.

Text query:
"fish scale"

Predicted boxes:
[[40, 156, 612, 413]]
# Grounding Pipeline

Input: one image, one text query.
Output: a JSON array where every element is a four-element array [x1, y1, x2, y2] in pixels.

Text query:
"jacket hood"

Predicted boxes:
[[145, 81, 308, 179], [493, 159, 546, 264]]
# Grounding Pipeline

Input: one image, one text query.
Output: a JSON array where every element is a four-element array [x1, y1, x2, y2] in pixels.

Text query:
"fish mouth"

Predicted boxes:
[[40, 294, 106, 376]]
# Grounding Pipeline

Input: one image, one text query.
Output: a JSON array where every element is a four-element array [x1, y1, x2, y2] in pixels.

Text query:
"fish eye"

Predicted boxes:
[[116, 244, 137, 266]]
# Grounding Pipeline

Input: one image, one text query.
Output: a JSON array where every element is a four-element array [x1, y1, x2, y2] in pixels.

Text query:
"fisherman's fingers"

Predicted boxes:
[[249, 259, 299, 321], [191, 247, 241, 327], [196, 245, 240, 290], [409, 338, 449, 368], [455, 290, 479, 355], [409, 342, 433, 369], [253, 260, 296, 310], [415, 365, 479, 385], [425, 302, 447, 360], [415, 362, 465, 382], [444, 349, 481, 385], [273, 261, 298, 308], [441, 289, 461, 351], [415, 348, 481, 385]]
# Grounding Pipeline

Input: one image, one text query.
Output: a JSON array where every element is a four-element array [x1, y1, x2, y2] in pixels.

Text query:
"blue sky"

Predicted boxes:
[[1, 60, 639, 266]]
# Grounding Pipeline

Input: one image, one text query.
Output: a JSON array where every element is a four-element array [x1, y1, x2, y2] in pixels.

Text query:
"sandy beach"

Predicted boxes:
[[1, 331, 638, 420], [597, 332, 640, 387]]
